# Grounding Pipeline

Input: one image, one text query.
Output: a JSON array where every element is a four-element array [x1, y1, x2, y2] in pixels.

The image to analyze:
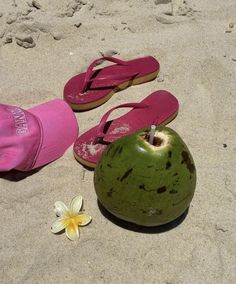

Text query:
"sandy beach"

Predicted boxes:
[[0, 0, 236, 283]]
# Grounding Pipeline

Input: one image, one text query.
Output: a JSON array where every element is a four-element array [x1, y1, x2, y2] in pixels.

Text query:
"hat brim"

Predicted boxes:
[[28, 99, 78, 169]]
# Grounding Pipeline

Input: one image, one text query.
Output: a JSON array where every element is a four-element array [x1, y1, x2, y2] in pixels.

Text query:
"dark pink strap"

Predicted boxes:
[[85, 72, 139, 89], [95, 102, 148, 140], [82, 57, 133, 92]]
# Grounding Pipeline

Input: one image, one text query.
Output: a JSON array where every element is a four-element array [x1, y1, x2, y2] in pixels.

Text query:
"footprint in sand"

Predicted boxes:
[[27, 0, 42, 10], [155, 0, 195, 25], [59, 0, 86, 18], [225, 22, 235, 33], [15, 33, 36, 48], [0, 1, 87, 48], [154, 0, 171, 4]]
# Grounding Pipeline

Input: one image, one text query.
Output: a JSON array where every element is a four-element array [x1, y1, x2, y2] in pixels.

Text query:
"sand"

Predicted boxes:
[[0, 0, 236, 283]]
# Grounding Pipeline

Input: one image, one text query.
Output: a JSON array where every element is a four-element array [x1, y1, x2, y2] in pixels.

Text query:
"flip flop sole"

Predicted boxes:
[[74, 110, 178, 169], [67, 70, 159, 111]]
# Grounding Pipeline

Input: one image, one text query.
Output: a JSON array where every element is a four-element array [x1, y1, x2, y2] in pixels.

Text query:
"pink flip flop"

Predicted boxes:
[[73, 90, 179, 168], [64, 56, 160, 111]]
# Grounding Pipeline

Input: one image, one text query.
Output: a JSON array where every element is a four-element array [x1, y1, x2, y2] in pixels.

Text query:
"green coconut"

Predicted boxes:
[[94, 126, 196, 226]]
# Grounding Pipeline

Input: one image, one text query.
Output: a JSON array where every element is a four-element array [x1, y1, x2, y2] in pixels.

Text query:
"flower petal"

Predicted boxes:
[[54, 201, 69, 217], [78, 213, 92, 226], [51, 217, 66, 233], [70, 195, 83, 213], [65, 223, 80, 241]]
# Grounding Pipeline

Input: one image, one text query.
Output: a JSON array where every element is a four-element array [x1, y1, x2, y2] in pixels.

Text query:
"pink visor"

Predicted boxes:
[[0, 99, 78, 171]]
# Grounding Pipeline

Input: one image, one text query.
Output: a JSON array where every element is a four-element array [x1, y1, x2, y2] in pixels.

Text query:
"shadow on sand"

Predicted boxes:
[[98, 200, 189, 234], [0, 167, 43, 182]]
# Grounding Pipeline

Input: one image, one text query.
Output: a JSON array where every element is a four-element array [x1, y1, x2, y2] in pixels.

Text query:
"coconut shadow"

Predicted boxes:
[[97, 200, 189, 234]]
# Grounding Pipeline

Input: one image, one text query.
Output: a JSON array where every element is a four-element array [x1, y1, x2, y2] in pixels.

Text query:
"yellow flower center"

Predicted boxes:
[[63, 212, 83, 228]]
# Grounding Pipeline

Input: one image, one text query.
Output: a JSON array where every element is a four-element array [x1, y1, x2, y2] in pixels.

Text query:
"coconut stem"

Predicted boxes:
[[148, 125, 156, 145]]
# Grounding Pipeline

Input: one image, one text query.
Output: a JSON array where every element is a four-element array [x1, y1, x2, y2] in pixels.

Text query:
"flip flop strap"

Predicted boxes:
[[96, 102, 148, 140], [82, 56, 136, 92], [84, 72, 139, 89]]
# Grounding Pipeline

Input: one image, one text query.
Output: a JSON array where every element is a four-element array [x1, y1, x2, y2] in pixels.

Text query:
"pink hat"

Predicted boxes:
[[0, 99, 78, 171]]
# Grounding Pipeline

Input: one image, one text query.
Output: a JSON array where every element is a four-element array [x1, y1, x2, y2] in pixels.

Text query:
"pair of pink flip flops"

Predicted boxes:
[[64, 56, 179, 168]]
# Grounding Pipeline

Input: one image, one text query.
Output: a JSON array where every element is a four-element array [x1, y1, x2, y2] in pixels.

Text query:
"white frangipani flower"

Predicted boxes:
[[51, 195, 92, 241]]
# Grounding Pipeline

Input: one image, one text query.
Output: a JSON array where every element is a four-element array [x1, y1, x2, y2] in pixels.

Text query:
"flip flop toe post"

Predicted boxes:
[[64, 56, 160, 110]]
